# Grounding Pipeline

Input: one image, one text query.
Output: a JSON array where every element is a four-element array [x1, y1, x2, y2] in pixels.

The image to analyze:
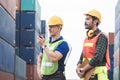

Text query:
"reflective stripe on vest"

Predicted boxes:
[[41, 39, 64, 75]]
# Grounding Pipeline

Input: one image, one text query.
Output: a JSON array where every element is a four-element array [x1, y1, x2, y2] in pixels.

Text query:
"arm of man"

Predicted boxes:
[[44, 47, 63, 62], [37, 53, 43, 79]]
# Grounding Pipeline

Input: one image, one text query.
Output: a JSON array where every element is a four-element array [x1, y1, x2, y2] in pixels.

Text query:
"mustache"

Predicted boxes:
[[85, 23, 88, 26]]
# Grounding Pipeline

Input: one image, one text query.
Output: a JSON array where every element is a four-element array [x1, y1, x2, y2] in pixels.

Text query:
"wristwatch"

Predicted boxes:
[[42, 45, 47, 49]]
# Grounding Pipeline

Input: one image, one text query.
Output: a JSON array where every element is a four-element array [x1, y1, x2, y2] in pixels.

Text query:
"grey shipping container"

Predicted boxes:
[[15, 55, 26, 80]]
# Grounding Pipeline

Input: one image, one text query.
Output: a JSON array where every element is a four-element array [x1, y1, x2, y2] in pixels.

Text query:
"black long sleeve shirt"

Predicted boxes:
[[78, 29, 108, 67]]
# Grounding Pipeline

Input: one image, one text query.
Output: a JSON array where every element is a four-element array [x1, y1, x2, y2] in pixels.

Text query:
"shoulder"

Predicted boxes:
[[98, 33, 108, 42], [58, 41, 69, 48]]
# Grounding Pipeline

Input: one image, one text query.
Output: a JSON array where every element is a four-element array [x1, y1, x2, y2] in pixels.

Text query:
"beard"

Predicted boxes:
[[85, 23, 93, 29]]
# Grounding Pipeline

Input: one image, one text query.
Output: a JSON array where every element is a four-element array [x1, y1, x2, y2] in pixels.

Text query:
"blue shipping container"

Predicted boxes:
[[0, 5, 15, 46], [16, 11, 20, 29], [20, 29, 40, 49], [20, 11, 41, 31], [16, 30, 20, 47], [0, 38, 15, 73], [109, 45, 114, 59], [19, 47, 39, 64]]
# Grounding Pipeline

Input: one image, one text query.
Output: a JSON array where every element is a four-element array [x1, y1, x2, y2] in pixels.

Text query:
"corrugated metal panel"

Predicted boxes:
[[20, 11, 41, 30], [0, 5, 15, 46], [109, 45, 114, 59], [0, 0, 16, 19], [15, 55, 26, 80], [114, 31, 120, 51], [21, 0, 35, 11], [20, 29, 40, 49], [108, 32, 114, 45], [115, 0, 120, 19], [114, 48, 120, 67], [0, 38, 15, 73], [16, 11, 20, 29], [16, 30, 20, 47], [0, 71, 14, 80], [113, 66, 120, 80], [26, 64, 39, 80], [115, 14, 120, 35], [19, 47, 39, 64]]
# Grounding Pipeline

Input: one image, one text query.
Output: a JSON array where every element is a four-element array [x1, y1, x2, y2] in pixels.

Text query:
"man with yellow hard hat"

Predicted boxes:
[[37, 16, 70, 80], [76, 9, 110, 80]]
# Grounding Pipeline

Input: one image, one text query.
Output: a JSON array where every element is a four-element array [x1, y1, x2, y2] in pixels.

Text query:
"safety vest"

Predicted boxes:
[[82, 32, 110, 70], [81, 32, 110, 80], [41, 39, 64, 75]]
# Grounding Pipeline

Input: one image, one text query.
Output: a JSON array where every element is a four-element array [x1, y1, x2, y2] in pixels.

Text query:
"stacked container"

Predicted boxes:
[[16, 0, 41, 80], [108, 32, 114, 80], [114, 0, 120, 80], [0, 0, 16, 79]]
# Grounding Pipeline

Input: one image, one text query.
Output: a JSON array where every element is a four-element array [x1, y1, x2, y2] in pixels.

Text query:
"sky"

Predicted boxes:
[[38, 0, 118, 79]]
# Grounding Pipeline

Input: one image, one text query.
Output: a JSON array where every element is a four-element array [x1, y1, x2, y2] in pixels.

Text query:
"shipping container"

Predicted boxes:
[[15, 47, 19, 56], [16, 30, 20, 47], [0, 0, 16, 19], [114, 48, 120, 67], [0, 38, 15, 73], [0, 5, 15, 46], [108, 32, 114, 45], [16, 11, 20, 29], [0, 71, 14, 80], [109, 45, 114, 59], [15, 55, 26, 80], [20, 29, 40, 49], [20, 11, 41, 31], [21, 0, 41, 17], [19, 47, 39, 64], [115, 14, 120, 35], [26, 64, 39, 80], [114, 31, 120, 51], [113, 66, 120, 80], [115, 0, 120, 19], [16, 0, 20, 11]]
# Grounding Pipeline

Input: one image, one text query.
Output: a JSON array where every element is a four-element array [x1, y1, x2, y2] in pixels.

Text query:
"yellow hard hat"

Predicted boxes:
[[48, 16, 63, 26], [84, 9, 101, 22]]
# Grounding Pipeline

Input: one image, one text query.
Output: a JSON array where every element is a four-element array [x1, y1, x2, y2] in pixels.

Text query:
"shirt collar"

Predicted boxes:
[[49, 36, 63, 43]]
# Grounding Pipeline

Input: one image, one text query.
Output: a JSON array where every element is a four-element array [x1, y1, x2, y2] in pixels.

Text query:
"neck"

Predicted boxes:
[[51, 33, 60, 42]]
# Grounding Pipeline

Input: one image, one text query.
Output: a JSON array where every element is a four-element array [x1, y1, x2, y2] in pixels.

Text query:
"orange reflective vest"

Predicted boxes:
[[82, 32, 110, 70]]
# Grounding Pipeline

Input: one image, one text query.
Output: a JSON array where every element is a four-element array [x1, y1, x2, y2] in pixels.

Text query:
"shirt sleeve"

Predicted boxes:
[[89, 34, 108, 67], [55, 41, 69, 57]]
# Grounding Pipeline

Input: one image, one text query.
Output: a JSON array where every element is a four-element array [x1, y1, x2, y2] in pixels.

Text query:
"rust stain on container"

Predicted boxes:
[[16, 0, 20, 11], [0, 0, 16, 19], [0, 71, 14, 80], [26, 64, 39, 80], [108, 32, 114, 45]]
